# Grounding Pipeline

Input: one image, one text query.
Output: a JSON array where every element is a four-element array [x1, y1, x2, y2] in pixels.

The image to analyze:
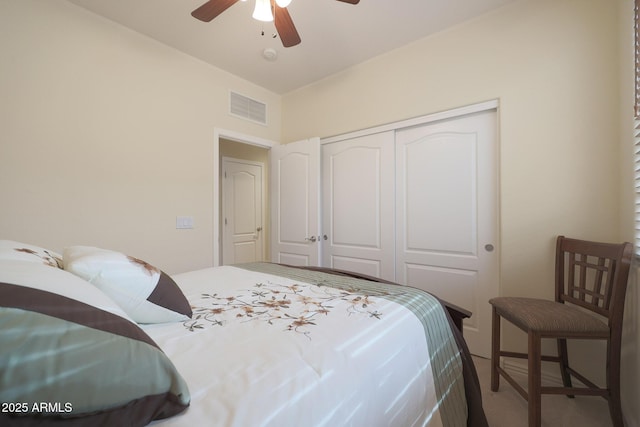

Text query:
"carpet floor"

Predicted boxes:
[[472, 356, 614, 427]]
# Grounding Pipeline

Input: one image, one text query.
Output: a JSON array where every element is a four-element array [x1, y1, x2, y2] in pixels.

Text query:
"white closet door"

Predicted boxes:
[[395, 110, 498, 357], [321, 132, 395, 281], [270, 138, 321, 266]]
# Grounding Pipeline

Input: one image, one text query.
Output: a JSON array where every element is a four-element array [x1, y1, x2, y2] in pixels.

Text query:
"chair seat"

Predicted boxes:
[[489, 297, 609, 335]]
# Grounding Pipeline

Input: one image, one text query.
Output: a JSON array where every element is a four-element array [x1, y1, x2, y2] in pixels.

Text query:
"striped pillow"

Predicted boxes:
[[63, 246, 192, 324], [0, 260, 190, 425]]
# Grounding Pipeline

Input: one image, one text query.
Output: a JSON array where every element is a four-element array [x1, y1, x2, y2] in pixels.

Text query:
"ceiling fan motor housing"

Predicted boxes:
[[191, 0, 359, 48]]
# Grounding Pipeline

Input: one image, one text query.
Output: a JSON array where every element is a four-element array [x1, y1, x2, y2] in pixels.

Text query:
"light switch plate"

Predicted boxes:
[[176, 216, 194, 229]]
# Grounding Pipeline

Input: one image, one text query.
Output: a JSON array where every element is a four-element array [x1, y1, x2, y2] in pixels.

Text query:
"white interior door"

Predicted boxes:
[[222, 158, 264, 265], [321, 132, 395, 281], [270, 138, 320, 266], [395, 110, 498, 357]]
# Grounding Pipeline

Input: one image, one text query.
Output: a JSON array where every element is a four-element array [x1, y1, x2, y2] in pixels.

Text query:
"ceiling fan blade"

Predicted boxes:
[[191, 0, 240, 22], [272, 2, 301, 48], [336, 0, 360, 4]]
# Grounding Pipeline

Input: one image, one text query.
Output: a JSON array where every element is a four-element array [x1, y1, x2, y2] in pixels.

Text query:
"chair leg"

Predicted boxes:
[[528, 331, 542, 427], [557, 338, 574, 398], [607, 340, 624, 427], [608, 390, 624, 427], [491, 307, 500, 392]]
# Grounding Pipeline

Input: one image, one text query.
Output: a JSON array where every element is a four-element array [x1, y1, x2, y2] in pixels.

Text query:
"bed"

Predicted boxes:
[[0, 241, 488, 427]]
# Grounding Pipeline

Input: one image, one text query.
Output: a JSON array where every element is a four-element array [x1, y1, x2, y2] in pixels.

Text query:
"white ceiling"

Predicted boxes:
[[66, 0, 516, 94]]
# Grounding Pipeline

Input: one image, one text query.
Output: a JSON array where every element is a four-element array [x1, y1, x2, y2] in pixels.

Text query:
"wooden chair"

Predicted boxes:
[[489, 236, 633, 427]]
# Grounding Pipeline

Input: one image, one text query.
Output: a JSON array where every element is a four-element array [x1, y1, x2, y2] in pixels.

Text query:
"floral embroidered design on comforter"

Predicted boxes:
[[183, 279, 403, 338]]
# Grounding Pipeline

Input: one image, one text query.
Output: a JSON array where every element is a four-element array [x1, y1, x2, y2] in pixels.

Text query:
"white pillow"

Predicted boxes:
[[0, 239, 62, 268], [63, 246, 192, 324], [0, 258, 131, 321]]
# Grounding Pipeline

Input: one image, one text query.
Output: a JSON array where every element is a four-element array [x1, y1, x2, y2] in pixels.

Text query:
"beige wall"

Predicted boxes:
[[0, 0, 281, 274], [284, 0, 620, 293], [1, 0, 637, 424], [283, 0, 637, 424], [283, 0, 621, 311]]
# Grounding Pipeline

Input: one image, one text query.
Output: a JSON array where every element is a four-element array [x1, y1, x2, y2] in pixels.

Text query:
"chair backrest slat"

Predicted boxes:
[[556, 236, 632, 324], [592, 256, 607, 307], [566, 254, 612, 308]]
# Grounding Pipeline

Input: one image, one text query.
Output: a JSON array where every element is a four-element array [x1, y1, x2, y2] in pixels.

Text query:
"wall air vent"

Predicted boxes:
[[229, 91, 267, 125]]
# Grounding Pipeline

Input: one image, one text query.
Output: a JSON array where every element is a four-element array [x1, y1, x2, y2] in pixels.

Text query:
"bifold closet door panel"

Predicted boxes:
[[321, 131, 395, 281], [395, 110, 498, 358]]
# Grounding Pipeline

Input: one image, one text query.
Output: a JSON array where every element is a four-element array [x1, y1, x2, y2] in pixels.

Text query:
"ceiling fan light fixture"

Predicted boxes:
[[275, 0, 292, 7], [252, 0, 273, 22]]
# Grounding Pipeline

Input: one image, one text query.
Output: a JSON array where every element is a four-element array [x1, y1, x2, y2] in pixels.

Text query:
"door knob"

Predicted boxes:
[[305, 236, 317, 242], [485, 244, 495, 252]]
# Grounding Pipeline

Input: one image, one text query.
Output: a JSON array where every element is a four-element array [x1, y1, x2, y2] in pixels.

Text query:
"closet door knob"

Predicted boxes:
[[305, 236, 317, 243], [484, 244, 495, 252]]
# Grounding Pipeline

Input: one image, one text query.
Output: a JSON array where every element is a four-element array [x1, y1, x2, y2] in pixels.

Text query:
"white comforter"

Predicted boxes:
[[144, 265, 458, 427]]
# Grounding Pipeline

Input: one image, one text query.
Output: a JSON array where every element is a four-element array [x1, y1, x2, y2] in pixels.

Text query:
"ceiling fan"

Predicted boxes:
[[191, 0, 360, 48]]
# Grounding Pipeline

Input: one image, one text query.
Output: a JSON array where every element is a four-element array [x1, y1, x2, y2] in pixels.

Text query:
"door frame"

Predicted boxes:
[[221, 157, 266, 265], [214, 128, 275, 266], [321, 100, 499, 145]]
